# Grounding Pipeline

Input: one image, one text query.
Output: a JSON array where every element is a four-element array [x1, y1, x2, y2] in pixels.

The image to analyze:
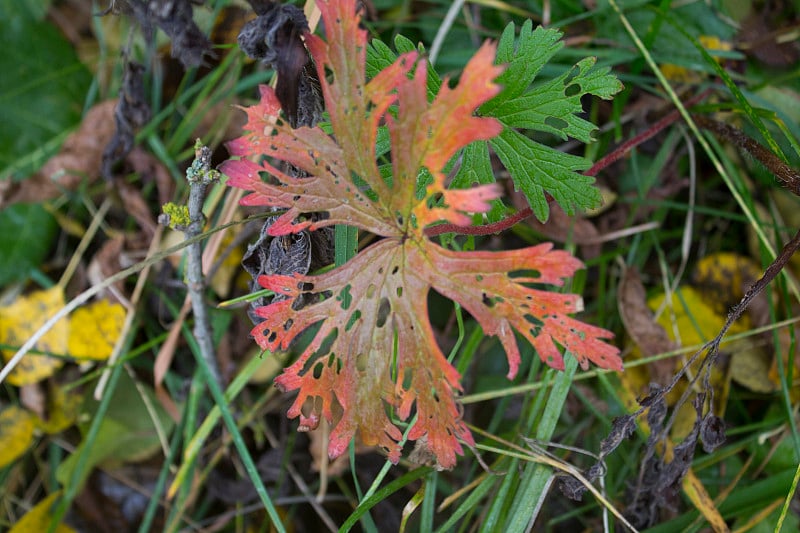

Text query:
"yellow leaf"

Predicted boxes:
[[683, 470, 730, 533], [649, 285, 748, 349], [692, 252, 774, 394], [0, 405, 36, 469], [67, 299, 125, 361], [648, 286, 741, 434], [9, 492, 77, 533], [692, 252, 762, 317], [660, 35, 732, 83], [34, 382, 82, 434], [730, 337, 776, 393], [0, 287, 68, 386]]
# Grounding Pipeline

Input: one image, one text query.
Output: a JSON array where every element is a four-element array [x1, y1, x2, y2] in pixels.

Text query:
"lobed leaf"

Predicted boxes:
[[470, 20, 624, 221], [223, 0, 622, 468]]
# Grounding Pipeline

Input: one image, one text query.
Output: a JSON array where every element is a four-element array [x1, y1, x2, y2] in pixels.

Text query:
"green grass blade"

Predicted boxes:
[[503, 356, 578, 532], [340, 467, 432, 532]]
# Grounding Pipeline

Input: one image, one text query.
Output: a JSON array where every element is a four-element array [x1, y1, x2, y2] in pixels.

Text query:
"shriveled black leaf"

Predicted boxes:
[[242, 216, 333, 325], [102, 60, 151, 180], [625, 455, 663, 528], [637, 382, 665, 408], [625, 497, 656, 530], [585, 461, 605, 482], [700, 414, 726, 452], [237, 3, 330, 324], [600, 414, 637, 456], [654, 396, 703, 509], [558, 474, 587, 501], [237, 4, 321, 127], [117, 0, 212, 68]]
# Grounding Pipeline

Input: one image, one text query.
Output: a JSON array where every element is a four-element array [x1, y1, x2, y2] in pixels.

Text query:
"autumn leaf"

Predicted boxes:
[[222, 0, 622, 468], [0, 286, 68, 386], [67, 299, 125, 361], [9, 492, 77, 533], [0, 405, 36, 469]]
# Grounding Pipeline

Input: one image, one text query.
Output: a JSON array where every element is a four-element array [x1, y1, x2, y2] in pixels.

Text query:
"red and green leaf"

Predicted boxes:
[[221, 0, 622, 469]]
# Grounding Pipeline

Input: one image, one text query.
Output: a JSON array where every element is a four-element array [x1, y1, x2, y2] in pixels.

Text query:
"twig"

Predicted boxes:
[[692, 115, 800, 195], [160, 140, 222, 385]]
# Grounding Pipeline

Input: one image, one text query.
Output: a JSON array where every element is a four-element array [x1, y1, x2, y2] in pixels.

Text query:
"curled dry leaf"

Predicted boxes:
[[618, 266, 676, 385], [115, 177, 158, 236], [87, 235, 128, 302], [0, 100, 116, 206]]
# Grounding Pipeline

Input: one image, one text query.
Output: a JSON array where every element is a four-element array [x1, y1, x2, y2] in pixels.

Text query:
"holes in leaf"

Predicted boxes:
[[545, 116, 569, 131], [268, 331, 277, 344], [482, 293, 494, 308], [356, 352, 367, 372], [565, 83, 581, 97], [311, 329, 338, 360], [400, 369, 413, 390], [258, 170, 275, 184], [391, 265, 399, 275], [298, 281, 314, 291], [350, 170, 378, 201], [313, 362, 324, 379], [366, 284, 376, 298], [510, 269, 541, 279], [345, 310, 361, 332], [396, 286, 403, 298], [376, 297, 391, 328], [524, 314, 544, 328], [337, 284, 353, 310], [426, 192, 444, 209], [476, 275, 483, 282], [283, 318, 293, 331]]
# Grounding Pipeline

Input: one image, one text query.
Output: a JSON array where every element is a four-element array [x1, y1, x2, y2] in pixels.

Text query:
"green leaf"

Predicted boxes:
[[490, 128, 598, 218], [479, 20, 623, 221], [366, 35, 442, 101], [0, 0, 92, 180], [450, 142, 507, 222], [56, 372, 175, 491], [0, 203, 58, 287]]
